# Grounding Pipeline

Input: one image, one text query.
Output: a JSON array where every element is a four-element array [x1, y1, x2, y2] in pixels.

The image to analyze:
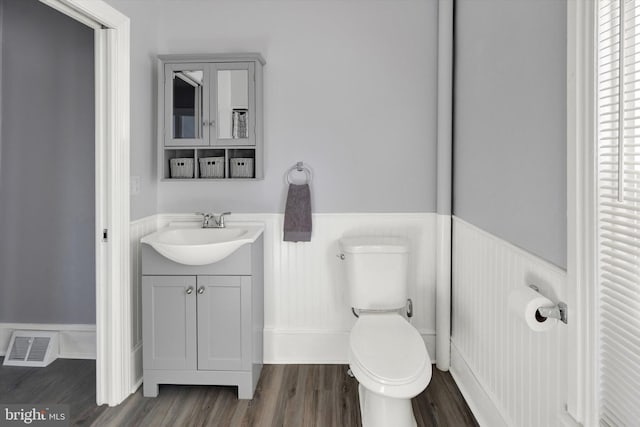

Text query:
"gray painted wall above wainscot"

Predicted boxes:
[[106, 0, 439, 216], [453, 0, 567, 268]]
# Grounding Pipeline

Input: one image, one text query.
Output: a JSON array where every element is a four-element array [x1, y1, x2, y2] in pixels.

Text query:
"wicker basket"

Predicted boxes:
[[169, 158, 194, 179], [230, 158, 254, 178], [199, 156, 225, 178]]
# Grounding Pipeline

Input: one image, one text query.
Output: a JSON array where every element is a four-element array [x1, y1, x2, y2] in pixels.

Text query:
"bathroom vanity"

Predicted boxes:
[[141, 231, 264, 399]]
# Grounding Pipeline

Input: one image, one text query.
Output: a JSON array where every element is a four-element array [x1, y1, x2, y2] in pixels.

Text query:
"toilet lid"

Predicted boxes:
[[350, 313, 429, 385]]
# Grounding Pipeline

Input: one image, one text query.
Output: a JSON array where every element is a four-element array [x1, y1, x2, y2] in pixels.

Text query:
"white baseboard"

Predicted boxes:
[[423, 332, 436, 363], [559, 412, 583, 427], [450, 342, 508, 427], [0, 323, 96, 360], [264, 329, 350, 364], [264, 329, 436, 364]]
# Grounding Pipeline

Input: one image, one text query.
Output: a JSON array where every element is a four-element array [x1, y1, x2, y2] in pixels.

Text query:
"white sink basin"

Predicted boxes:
[[141, 222, 264, 266]]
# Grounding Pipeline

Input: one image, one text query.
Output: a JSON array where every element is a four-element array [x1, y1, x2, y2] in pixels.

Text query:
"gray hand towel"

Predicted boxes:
[[283, 183, 312, 242]]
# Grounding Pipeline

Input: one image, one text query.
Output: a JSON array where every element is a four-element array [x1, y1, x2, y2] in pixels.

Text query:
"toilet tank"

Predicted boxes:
[[339, 236, 409, 310]]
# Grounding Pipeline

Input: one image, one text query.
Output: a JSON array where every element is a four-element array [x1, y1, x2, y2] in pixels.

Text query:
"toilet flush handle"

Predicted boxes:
[[406, 299, 413, 318], [337, 253, 345, 260]]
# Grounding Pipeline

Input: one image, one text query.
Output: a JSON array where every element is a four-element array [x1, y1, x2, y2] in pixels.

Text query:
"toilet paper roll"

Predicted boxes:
[[508, 286, 557, 332]]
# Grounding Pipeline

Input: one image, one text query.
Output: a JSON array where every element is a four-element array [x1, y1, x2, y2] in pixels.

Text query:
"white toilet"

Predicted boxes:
[[339, 236, 432, 427]]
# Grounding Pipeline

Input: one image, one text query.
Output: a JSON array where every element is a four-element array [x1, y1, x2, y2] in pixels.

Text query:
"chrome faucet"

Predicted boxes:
[[196, 212, 231, 228], [212, 212, 231, 228]]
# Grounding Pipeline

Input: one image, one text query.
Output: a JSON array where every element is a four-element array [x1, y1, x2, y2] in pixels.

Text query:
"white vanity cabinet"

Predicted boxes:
[[141, 236, 264, 399], [158, 53, 265, 180]]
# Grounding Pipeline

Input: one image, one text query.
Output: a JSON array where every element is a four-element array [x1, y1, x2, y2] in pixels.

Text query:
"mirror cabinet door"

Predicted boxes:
[[173, 69, 204, 139], [165, 64, 209, 146], [215, 63, 255, 145]]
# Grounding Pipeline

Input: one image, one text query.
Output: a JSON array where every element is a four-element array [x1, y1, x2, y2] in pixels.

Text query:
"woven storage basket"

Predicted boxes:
[[230, 158, 254, 178], [199, 156, 225, 178], [169, 158, 194, 178]]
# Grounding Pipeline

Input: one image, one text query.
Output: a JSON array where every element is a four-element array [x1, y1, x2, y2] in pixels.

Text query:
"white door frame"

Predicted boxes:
[[39, 0, 131, 406], [567, 1, 598, 426]]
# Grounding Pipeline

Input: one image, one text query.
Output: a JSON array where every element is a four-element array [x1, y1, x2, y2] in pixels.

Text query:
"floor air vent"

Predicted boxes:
[[3, 331, 59, 367]]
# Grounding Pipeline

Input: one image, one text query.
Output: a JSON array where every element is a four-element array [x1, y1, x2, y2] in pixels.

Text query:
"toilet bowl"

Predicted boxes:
[[339, 236, 431, 427], [349, 313, 432, 427]]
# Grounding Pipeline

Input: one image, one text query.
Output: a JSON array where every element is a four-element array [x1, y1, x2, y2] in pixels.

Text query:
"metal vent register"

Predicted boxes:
[[3, 331, 58, 367]]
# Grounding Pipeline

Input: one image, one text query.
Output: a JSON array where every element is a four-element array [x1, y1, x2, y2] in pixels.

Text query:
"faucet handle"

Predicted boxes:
[[218, 212, 231, 227], [195, 212, 211, 228]]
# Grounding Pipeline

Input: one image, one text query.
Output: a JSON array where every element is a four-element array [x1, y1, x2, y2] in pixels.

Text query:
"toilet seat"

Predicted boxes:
[[349, 313, 432, 399]]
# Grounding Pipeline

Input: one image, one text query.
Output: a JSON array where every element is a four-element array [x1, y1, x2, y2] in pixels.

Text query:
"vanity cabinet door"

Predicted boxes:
[[164, 63, 210, 147], [196, 275, 252, 371], [142, 276, 197, 370]]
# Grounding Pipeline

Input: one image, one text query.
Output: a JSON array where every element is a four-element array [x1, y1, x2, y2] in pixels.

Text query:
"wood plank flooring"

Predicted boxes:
[[0, 358, 105, 426], [0, 360, 478, 427]]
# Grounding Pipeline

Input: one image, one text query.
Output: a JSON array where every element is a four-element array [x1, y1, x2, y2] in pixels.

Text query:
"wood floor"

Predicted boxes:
[[0, 358, 104, 426], [0, 359, 478, 427]]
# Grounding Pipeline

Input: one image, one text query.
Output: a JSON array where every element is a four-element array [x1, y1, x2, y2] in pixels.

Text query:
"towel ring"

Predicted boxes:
[[286, 161, 312, 185]]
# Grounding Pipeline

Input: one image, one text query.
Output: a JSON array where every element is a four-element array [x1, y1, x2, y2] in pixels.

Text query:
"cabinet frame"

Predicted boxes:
[[157, 53, 265, 181]]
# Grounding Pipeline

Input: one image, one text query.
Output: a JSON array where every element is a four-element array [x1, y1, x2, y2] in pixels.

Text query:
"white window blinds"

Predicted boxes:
[[597, 1, 640, 425]]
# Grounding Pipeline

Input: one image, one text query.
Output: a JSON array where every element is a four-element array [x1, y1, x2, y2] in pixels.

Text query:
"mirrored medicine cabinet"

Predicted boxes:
[[158, 53, 265, 180]]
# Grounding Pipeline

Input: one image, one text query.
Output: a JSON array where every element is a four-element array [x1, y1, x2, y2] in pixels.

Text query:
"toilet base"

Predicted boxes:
[[358, 384, 417, 427]]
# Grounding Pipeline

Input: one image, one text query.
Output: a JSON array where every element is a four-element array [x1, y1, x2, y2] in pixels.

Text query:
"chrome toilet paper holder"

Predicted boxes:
[[529, 285, 568, 324]]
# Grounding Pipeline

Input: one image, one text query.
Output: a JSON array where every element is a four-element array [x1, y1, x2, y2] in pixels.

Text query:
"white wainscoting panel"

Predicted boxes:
[[148, 212, 436, 364], [129, 215, 159, 390], [263, 213, 436, 363], [451, 217, 568, 427]]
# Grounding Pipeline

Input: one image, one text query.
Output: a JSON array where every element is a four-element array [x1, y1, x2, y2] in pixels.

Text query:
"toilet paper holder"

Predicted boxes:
[[529, 285, 568, 324]]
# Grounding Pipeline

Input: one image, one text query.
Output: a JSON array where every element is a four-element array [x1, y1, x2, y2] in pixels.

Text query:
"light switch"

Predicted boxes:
[[131, 176, 141, 196]]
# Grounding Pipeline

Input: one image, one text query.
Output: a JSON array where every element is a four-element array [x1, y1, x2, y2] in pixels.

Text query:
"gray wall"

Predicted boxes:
[[0, 0, 95, 323], [453, 0, 567, 268], [105, 0, 438, 218]]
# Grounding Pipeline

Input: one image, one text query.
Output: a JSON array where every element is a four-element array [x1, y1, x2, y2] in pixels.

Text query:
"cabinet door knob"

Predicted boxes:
[[198, 287, 205, 294], [210, 120, 216, 127], [186, 287, 194, 295]]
